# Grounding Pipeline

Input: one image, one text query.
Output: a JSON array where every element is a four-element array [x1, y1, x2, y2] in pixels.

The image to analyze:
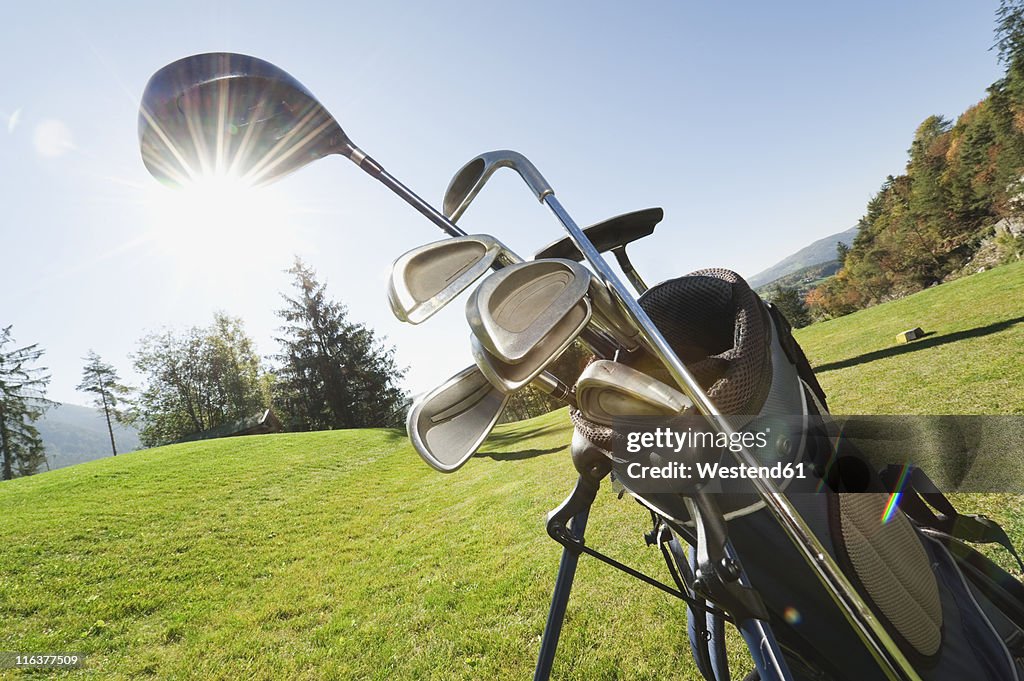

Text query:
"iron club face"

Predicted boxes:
[[466, 259, 592, 365], [575, 360, 691, 427], [388, 235, 519, 324], [407, 365, 509, 473]]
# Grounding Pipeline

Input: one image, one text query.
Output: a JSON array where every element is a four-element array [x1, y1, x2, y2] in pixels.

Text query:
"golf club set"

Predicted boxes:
[[138, 53, 1024, 681], [393, 151, 687, 473]]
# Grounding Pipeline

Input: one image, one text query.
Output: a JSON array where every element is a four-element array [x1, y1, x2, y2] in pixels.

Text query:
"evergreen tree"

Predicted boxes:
[[274, 258, 407, 431], [76, 350, 132, 456], [767, 286, 811, 329], [0, 327, 53, 479], [835, 241, 850, 266]]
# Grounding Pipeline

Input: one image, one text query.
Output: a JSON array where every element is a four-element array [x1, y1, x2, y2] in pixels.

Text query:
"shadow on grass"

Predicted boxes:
[[813, 315, 1024, 373], [484, 423, 567, 445], [476, 446, 564, 462]]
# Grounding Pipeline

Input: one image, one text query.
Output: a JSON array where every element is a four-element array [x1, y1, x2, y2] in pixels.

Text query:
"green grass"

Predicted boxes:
[[2, 261, 1023, 679], [795, 259, 1024, 414], [0, 414, 719, 680]]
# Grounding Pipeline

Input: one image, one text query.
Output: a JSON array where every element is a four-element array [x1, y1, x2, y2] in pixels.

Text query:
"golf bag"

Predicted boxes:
[[570, 268, 1024, 681]]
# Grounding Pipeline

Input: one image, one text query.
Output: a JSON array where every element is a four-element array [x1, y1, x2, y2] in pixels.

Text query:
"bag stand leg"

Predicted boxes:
[[533, 507, 590, 681], [533, 474, 601, 681]]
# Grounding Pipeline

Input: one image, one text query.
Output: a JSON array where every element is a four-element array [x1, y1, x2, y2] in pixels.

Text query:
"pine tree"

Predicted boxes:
[[76, 351, 132, 456], [274, 258, 407, 431], [767, 286, 811, 329], [0, 326, 53, 479]]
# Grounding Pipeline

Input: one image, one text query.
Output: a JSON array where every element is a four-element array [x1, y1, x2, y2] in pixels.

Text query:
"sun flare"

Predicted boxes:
[[143, 173, 297, 278]]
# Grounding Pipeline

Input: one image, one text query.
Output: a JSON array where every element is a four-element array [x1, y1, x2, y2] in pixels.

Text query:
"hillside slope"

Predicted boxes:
[[0, 412, 713, 680], [747, 225, 857, 289], [795, 259, 1024, 414]]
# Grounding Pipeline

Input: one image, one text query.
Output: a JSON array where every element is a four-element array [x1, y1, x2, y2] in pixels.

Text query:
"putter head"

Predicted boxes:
[[139, 52, 349, 187], [407, 365, 509, 473], [388, 235, 513, 324], [443, 150, 554, 221], [467, 259, 592, 365], [576, 360, 691, 427]]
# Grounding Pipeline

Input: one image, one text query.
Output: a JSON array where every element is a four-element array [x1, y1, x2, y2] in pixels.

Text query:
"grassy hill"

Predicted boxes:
[[1, 260, 1022, 679], [0, 414, 711, 680], [795, 259, 1024, 414]]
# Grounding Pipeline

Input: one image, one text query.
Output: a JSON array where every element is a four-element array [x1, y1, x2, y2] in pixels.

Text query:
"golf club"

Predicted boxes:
[[575, 360, 691, 427], [409, 364, 575, 472], [388, 234, 520, 324], [466, 259, 592, 365], [443, 150, 658, 296], [443, 150, 553, 223], [140, 53, 468, 239], [139, 52, 921, 681], [389, 235, 592, 404], [535, 207, 663, 294]]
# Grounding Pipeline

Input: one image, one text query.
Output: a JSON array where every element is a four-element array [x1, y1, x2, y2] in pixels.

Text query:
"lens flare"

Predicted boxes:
[[783, 607, 802, 625]]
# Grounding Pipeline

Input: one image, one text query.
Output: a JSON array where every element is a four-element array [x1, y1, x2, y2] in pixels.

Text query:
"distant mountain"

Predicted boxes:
[[35, 403, 142, 471], [754, 260, 842, 297], [747, 226, 858, 289]]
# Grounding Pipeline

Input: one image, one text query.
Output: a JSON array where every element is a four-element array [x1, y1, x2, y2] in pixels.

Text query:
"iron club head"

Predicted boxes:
[[466, 259, 592, 365], [443, 150, 554, 222], [407, 365, 510, 473], [575, 360, 691, 427], [388, 235, 517, 324]]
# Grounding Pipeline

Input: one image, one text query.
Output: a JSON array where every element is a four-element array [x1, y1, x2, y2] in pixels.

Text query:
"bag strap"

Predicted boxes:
[[765, 302, 828, 412], [881, 464, 1024, 573]]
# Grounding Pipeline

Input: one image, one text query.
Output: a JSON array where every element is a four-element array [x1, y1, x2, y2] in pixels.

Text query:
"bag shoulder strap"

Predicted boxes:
[[881, 464, 1024, 574]]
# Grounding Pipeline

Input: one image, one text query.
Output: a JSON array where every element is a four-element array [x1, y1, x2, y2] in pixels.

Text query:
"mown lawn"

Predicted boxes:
[[1, 260, 1022, 679], [0, 414, 720, 679], [795, 259, 1024, 414]]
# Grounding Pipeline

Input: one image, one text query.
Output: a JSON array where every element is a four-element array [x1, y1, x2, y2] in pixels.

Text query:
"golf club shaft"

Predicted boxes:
[[612, 247, 648, 294], [541, 195, 921, 681], [346, 148, 468, 239]]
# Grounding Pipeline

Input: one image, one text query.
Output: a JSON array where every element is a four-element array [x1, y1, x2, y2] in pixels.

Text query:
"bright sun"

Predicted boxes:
[[144, 173, 296, 278]]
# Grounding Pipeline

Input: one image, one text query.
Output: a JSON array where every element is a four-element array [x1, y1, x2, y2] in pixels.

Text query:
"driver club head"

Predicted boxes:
[[139, 52, 350, 187], [443, 150, 554, 222], [466, 259, 592, 365], [576, 360, 691, 427], [407, 365, 509, 473], [388, 235, 514, 324]]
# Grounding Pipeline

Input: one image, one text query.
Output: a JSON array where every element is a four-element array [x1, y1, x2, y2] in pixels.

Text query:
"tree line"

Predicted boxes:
[[0, 258, 407, 479], [806, 0, 1024, 320]]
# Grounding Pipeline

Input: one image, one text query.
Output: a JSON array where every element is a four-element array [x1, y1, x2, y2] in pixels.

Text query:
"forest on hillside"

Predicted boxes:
[[805, 1, 1024, 319]]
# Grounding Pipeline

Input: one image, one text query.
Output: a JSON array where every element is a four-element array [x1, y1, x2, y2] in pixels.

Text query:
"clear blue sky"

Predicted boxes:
[[0, 1, 1006, 405]]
